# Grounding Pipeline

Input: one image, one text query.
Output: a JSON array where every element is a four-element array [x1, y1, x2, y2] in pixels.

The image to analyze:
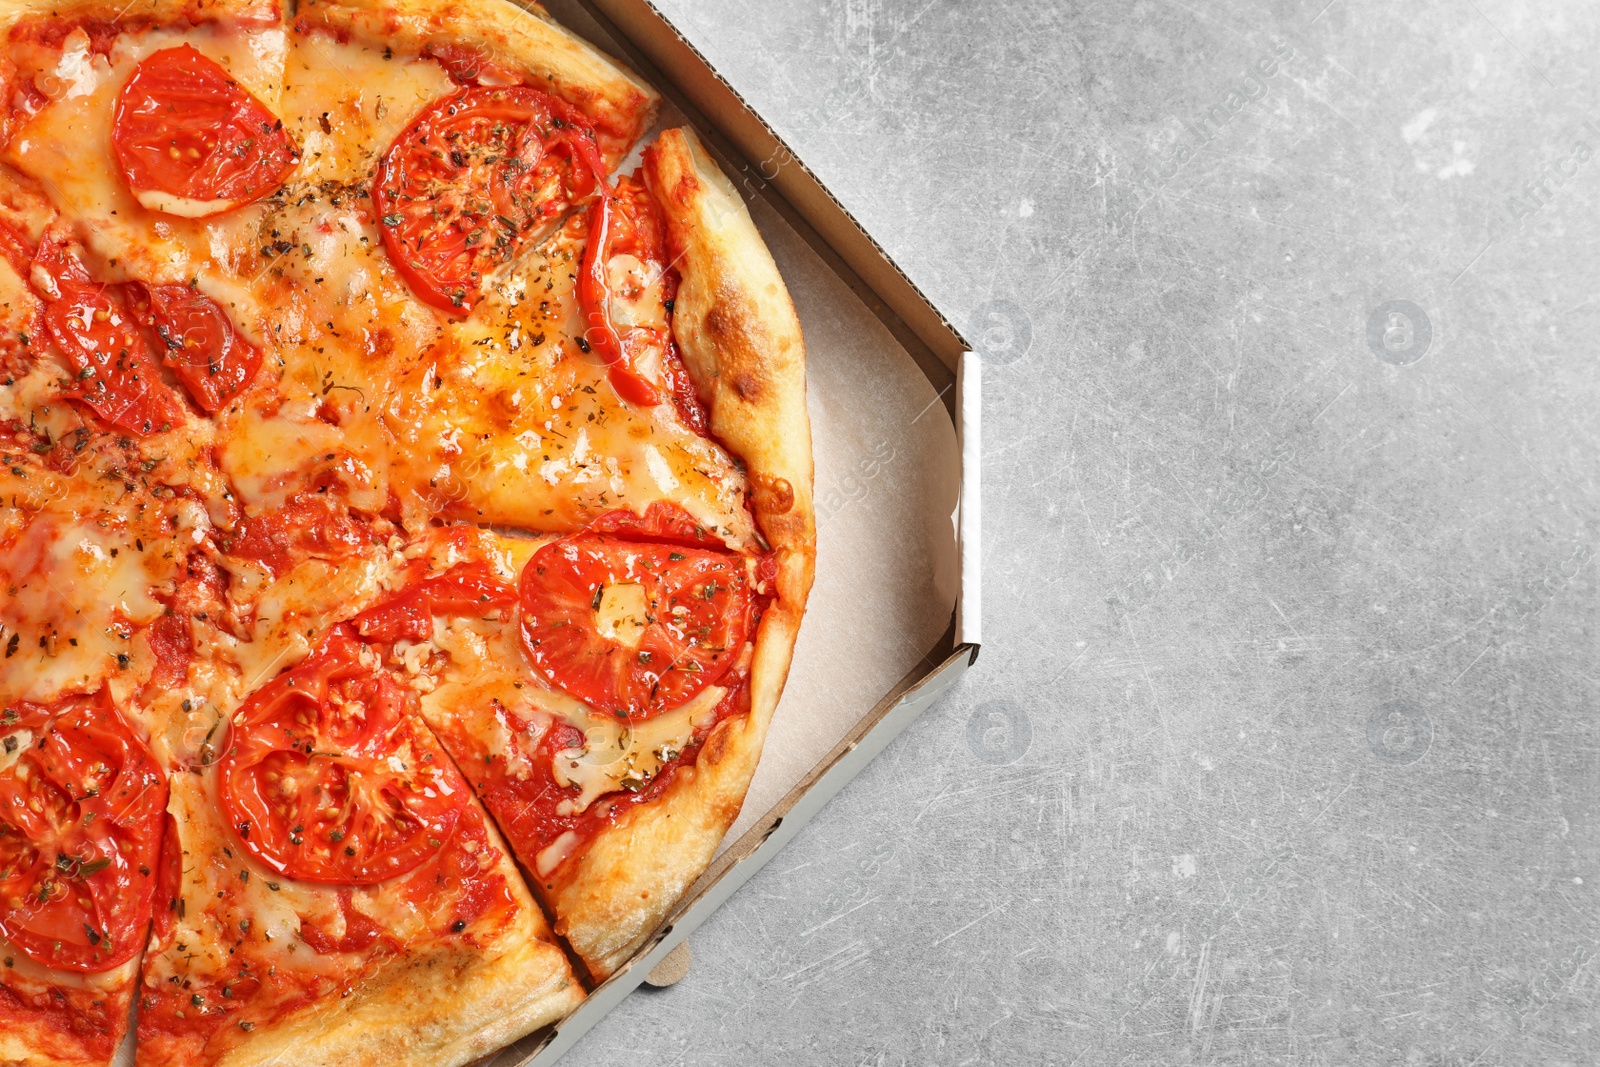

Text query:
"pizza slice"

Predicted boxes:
[[133, 624, 583, 1067], [0, 233, 221, 1067]]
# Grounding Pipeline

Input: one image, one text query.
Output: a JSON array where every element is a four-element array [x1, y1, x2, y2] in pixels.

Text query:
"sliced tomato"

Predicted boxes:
[[352, 561, 516, 643], [518, 532, 752, 717], [578, 190, 660, 407], [34, 232, 186, 437], [585, 501, 723, 548], [112, 44, 298, 216], [134, 284, 261, 412], [576, 173, 709, 421], [373, 85, 607, 314], [0, 690, 168, 973], [216, 627, 467, 884]]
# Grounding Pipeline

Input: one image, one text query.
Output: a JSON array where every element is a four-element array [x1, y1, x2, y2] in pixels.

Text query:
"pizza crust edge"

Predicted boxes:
[[542, 126, 817, 981]]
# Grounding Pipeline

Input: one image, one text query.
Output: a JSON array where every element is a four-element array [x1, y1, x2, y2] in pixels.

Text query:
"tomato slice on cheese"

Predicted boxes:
[[216, 627, 468, 885], [584, 501, 724, 548], [0, 691, 167, 973], [112, 44, 299, 218], [519, 532, 752, 718], [34, 232, 187, 437], [372, 85, 608, 314], [133, 283, 262, 413], [578, 186, 661, 408], [352, 561, 516, 644], [577, 173, 713, 425]]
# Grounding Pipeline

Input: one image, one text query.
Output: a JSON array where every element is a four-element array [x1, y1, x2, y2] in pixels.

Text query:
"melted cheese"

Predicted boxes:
[[382, 223, 757, 545], [131, 189, 238, 218], [219, 400, 387, 514], [0, 727, 32, 774], [594, 581, 648, 647], [550, 682, 725, 815], [283, 32, 453, 185], [0, 23, 759, 848], [0, 468, 186, 705], [151, 773, 361, 986], [5, 24, 755, 554], [225, 549, 400, 698], [534, 830, 580, 879], [145, 762, 530, 1007]]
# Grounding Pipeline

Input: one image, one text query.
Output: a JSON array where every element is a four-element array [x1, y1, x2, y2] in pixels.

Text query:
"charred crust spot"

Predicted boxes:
[[731, 372, 761, 402], [702, 298, 737, 344]]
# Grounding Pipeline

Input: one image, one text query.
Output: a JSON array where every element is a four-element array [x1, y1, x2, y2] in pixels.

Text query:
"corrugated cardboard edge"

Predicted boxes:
[[956, 351, 981, 650], [479, 4, 984, 1064]]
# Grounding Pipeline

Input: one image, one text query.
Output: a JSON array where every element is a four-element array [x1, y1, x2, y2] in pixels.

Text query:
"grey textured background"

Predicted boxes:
[[565, 2, 1599, 1064]]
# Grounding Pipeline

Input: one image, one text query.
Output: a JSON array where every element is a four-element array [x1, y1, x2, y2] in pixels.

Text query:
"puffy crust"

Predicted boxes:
[[542, 610, 805, 980], [644, 127, 815, 609], [205, 929, 583, 1067], [292, 0, 658, 163], [546, 128, 815, 980]]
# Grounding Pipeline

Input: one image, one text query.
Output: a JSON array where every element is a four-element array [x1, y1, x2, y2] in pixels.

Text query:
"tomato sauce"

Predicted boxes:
[[0, 977, 126, 1065]]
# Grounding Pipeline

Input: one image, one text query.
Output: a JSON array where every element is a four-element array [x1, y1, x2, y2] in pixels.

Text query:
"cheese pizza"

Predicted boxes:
[[0, 1, 815, 1063]]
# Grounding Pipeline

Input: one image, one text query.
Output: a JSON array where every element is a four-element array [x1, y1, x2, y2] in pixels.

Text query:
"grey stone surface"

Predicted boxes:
[[563, 2, 1599, 1064]]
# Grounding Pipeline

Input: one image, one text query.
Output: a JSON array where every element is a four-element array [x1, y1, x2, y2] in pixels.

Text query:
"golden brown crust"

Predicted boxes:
[[292, 0, 658, 163], [644, 127, 816, 607], [542, 610, 806, 979], [205, 930, 582, 1067], [543, 127, 815, 980]]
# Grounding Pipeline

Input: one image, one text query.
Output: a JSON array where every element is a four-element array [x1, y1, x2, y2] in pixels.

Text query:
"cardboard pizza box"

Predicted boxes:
[[478, 2, 984, 1063]]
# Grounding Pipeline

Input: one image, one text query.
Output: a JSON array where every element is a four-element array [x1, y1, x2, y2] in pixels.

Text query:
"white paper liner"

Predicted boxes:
[[717, 190, 960, 850]]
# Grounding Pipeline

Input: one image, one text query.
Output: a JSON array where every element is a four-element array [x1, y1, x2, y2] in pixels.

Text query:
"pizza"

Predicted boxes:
[[0, 0, 816, 1064]]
